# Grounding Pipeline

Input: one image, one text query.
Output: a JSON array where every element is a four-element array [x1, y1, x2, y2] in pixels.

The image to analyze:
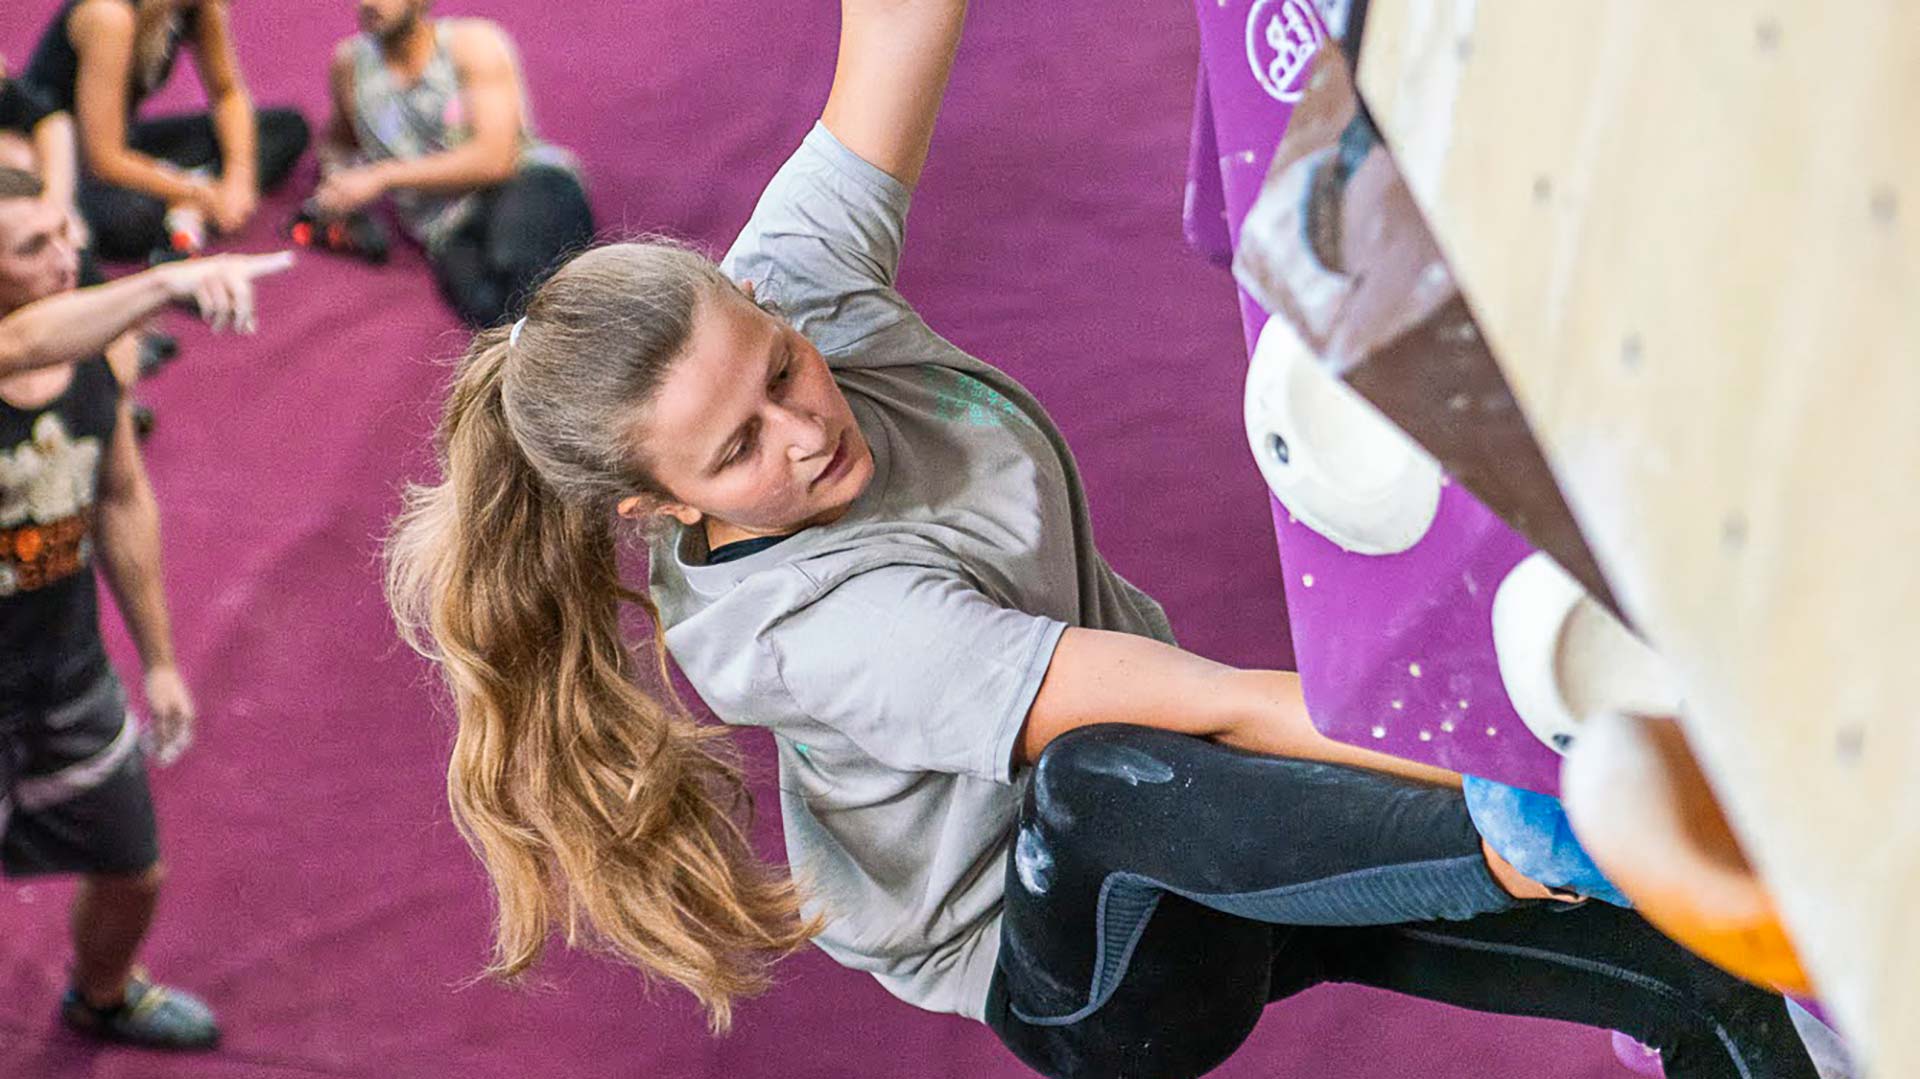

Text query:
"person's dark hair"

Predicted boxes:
[[0, 167, 46, 201]]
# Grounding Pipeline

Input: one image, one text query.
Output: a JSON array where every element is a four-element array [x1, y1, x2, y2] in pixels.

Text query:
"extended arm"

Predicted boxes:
[[819, 0, 969, 188], [0, 251, 293, 375], [1016, 626, 1461, 787], [0, 270, 176, 376]]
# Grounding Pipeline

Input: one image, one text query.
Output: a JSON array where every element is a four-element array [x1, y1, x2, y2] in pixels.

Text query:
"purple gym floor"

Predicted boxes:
[[1, 2, 1624, 1075]]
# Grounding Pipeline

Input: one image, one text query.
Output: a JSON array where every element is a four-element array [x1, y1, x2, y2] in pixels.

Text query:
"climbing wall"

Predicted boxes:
[[1354, 2, 1920, 1072]]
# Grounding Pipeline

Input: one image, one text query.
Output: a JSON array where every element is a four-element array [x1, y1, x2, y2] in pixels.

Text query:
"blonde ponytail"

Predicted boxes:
[[386, 244, 818, 1031]]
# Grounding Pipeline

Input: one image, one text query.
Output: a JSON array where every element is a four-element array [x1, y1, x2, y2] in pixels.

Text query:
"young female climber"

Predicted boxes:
[[384, 3, 1820, 1076]]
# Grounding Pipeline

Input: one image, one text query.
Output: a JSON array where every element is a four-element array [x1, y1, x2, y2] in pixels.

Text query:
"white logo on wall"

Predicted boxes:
[[1246, 0, 1324, 103]]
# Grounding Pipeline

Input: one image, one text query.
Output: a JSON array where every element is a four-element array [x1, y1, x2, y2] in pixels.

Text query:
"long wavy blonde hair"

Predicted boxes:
[[385, 242, 818, 1031]]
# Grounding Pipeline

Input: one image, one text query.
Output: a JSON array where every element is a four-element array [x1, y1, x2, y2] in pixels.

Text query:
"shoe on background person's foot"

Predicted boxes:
[[289, 204, 390, 265], [60, 971, 220, 1050], [148, 203, 209, 267]]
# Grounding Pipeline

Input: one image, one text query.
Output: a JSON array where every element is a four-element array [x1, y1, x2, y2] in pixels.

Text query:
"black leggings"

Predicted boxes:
[[77, 107, 311, 260], [986, 725, 1815, 1079], [430, 163, 595, 328]]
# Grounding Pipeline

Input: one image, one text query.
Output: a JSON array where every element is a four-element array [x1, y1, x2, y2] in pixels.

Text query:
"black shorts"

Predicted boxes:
[[1, 672, 159, 878]]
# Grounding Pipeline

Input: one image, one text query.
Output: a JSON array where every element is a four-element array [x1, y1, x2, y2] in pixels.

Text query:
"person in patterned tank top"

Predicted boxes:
[[310, 0, 595, 328]]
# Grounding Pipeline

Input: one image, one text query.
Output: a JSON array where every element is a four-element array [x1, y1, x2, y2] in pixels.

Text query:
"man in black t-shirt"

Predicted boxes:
[[0, 167, 289, 1050]]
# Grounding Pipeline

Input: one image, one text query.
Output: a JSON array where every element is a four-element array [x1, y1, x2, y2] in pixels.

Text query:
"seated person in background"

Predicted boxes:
[[312, 0, 595, 327], [0, 60, 83, 255], [20, 0, 311, 262], [0, 165, 291, 1049]]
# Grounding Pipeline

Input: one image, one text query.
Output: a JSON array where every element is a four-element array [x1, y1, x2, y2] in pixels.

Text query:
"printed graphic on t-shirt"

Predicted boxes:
[[922, 368, 1023, 428], [0, 413, 102, 596]]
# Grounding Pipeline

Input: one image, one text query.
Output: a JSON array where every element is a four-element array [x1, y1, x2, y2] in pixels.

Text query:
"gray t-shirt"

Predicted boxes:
[[648, 124, 1174, 1020]]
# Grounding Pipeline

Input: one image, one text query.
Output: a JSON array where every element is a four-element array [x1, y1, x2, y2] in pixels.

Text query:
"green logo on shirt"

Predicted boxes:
[[923, 368, 1023, 428]]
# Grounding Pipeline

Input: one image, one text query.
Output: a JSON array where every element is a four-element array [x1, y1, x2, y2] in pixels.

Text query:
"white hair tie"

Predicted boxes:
[[509, 317, 528, 348]]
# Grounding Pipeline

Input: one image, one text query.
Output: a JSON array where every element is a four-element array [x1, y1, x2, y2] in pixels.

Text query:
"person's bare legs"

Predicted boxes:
[[61, 858, 219, 1048], [70, 863, 163, 1007]]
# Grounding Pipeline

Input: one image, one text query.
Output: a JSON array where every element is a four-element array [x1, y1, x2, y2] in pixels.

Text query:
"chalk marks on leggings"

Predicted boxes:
[[1070, 744, 1175, 786], [1015, 826, 1055, 895], [1020, 742, 1174, 893]]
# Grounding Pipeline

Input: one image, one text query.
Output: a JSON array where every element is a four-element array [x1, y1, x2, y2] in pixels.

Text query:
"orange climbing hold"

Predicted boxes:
[[1562, 711, 1812, 995]]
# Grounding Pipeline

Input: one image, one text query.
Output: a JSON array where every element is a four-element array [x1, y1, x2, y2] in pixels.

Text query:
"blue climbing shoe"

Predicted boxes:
[[1463, 775, 1632, 907], [60, 971, 220, 1050]]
